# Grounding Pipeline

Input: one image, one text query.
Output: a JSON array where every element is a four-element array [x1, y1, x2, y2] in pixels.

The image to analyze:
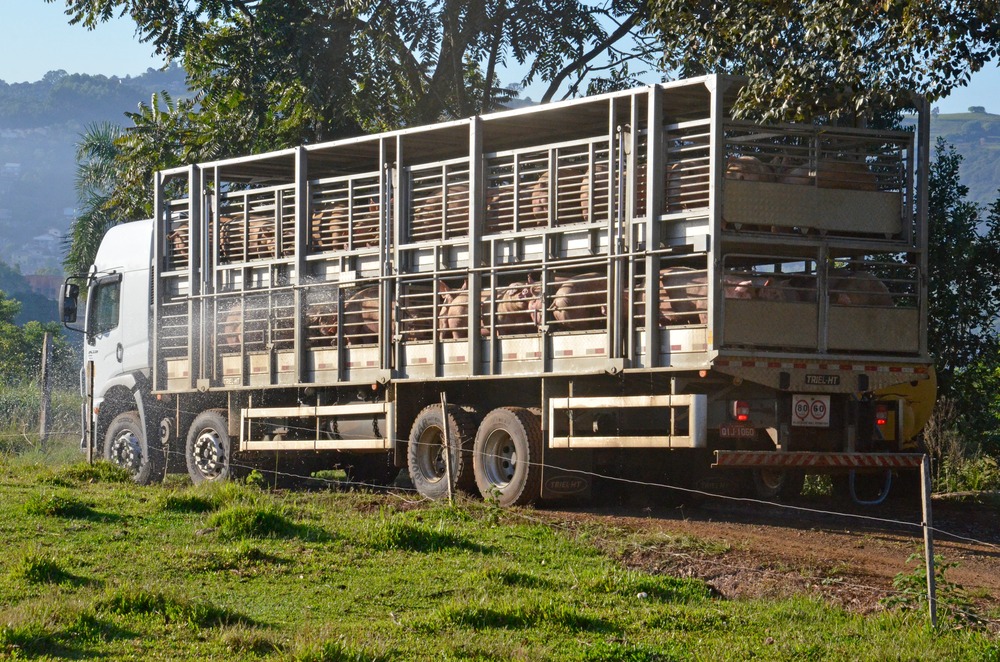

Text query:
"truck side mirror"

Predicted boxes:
[[61, 282, 79, 324]]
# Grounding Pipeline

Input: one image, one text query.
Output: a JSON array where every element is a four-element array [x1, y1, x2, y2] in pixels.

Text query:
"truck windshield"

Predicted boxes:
[[89, 278, 121, 337]]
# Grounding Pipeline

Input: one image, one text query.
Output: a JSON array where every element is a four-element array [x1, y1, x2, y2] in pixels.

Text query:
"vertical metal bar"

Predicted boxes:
[[189, 165, 204, 387], [645, 85, 663, 368], [916, 96, 930, 358], [468, 117, 483, 375], [86, 360, 95, 464], [152, 171, 163, 390], [706, 75, 725, 351], [921, 454, 937, 628], [294, 147, 308, 384]]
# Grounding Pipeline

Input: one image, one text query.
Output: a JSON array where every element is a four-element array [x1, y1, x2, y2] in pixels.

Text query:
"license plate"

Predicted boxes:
[[719, 423, 757, 439]]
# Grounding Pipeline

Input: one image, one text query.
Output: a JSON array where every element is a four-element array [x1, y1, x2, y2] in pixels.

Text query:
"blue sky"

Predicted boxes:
[[2, 2, 999, 114]]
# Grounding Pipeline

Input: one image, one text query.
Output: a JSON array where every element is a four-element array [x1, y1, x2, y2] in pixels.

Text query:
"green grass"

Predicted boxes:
[[0, 451, 994, 660]]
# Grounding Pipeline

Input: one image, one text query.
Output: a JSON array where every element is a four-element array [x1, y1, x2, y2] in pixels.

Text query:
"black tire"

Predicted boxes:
[[104, 411, 165, 485], [185, 410, 240, 485], [407, 404, 477, 499], [473, 407, 542, 507], [751, 468, 805, 501]]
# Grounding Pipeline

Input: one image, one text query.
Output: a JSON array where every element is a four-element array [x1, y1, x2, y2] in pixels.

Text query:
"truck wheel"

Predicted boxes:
[[407, 404, 476, 499], [104, 411, 165, 485], [186, 410, 238, 485], [751, 468, 804, 500], [473, 407, 542, 507]]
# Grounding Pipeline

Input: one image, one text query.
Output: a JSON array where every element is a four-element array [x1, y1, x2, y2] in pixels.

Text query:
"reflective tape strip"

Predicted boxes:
[[713, 451, 925, 469], [715, 360, 928, 375]]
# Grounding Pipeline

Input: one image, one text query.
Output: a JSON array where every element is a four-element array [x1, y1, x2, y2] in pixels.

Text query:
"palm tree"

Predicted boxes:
[[63, 122, 124, 276]]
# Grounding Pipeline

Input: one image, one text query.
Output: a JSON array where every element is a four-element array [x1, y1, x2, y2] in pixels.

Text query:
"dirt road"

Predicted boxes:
[[544, 493, 1000, 625]]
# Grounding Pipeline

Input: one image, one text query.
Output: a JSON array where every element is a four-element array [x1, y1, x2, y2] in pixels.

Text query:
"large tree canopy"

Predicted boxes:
[[648, 0, 1000, 123], [53, 0, 654, 134]]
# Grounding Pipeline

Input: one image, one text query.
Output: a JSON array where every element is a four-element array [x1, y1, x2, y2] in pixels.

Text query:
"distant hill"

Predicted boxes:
[[0, 65, 189, 275], [903, 108, 1000, 209], [0, 261, 59, 325]]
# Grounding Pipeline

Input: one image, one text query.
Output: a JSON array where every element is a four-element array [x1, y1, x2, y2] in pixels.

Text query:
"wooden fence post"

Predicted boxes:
[[39, 332, 52, 447], [440, 392, 453, 506], [921, 454, 937, 628]]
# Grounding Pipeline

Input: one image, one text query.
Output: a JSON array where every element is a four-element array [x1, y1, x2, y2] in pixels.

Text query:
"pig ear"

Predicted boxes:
[[440, 281, 451, 293], [460, 279, 468, 290], [527, 273, 535, 284]]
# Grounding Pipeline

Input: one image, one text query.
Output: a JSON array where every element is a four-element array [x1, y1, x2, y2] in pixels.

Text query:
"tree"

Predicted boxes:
[[64, 121, 125, 276], [646, 0, 1000, 123], [0, 290, 77, 388], [926, 139, 1000, 437], [52, 0, 655, 131]]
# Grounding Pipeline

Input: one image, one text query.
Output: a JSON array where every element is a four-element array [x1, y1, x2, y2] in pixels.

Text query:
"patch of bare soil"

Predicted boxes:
[[543, 494, 1000, 625]]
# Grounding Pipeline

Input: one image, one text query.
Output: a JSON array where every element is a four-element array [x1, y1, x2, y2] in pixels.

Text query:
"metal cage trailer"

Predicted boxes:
[[66, 74, 934, 505]]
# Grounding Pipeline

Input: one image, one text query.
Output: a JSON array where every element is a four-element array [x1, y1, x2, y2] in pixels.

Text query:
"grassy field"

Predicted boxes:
[[0, 446, 997, 661]]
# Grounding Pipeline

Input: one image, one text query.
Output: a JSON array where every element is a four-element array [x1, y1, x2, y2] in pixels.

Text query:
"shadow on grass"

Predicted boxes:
[[207, 504, 331, 543], [14, 554, 102, 589], [423, 600, 616, 634], [364, 519, 491, 554], [23, 491, 122, 523], [96, 587, 256, 628], [0, 612, 136, 658]]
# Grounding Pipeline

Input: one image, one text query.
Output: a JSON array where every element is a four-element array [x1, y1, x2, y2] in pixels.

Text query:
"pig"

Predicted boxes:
[[342, 286, 381, 346], [308, 200, 351, 252], [725, 155, 775, 182], [757, 275, 817, 303], [658, 266, 709, 325], [520, 171, 550, 226], [494, 281, 537, 336], [829, 270, 893, 306], [411, 183, 470, 240], [656, 266, 758, 325], [527, 272, 607, 331], [217, 307, 243, 349], [665, 155, 771, 213], [438, 280, 472, 340], [780, 158, 878, 191], [484, 185, 515, 234]]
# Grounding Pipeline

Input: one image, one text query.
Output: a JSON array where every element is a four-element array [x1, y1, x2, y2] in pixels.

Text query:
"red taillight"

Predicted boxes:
[[732, 400, 750, 422], [875, 403, 889, 426]]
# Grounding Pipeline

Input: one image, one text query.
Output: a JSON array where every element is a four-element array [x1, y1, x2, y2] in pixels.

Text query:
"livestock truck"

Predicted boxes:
[[63, 74, 936, 505]]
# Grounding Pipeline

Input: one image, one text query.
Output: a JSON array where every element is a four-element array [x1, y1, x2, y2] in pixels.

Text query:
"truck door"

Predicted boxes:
[[84, 273, 124, 408]]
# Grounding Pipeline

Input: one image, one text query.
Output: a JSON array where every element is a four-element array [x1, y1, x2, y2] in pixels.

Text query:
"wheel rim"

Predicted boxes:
[[481, 429, 517, 487], [192, 428, 226, 480], [109, 429, 143, 474], [414, 427, 447, 483]]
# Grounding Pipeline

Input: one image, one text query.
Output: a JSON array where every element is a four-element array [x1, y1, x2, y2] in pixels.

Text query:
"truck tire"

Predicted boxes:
[[751, 468, 805, 501], [104, 411, 165, 485], [407, 404, 476, 499], [473, 407, 542, 507], [186, 410, 240, 485]]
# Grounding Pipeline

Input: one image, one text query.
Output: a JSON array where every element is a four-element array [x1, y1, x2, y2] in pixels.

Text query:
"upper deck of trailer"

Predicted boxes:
[[150, 74, 928, 394]]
